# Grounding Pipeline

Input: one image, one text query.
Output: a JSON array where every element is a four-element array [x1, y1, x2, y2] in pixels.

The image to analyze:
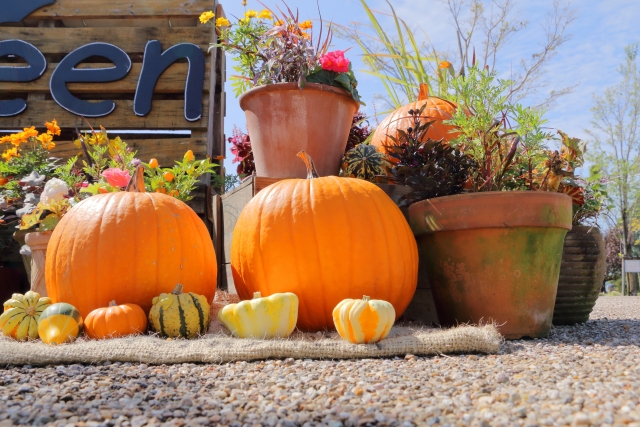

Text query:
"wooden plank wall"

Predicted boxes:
[[0, 0, 226, 223]]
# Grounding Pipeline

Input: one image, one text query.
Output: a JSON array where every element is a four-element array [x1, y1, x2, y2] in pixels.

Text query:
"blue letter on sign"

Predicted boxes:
[[50, 42, 132, 117], [0, 40, 47, 117], [134, 40, 205, 122]]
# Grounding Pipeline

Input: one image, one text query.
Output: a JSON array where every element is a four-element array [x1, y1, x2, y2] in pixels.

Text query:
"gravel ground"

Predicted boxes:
[[1, 296, 639, 427]]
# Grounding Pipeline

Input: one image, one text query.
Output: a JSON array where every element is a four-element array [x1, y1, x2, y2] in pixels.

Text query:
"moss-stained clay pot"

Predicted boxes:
[[239, 82, 360, 179], [409, 191, 572, 339]]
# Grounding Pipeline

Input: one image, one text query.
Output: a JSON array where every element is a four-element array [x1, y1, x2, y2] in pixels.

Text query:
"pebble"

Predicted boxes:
[[0, 297, 639, 426]]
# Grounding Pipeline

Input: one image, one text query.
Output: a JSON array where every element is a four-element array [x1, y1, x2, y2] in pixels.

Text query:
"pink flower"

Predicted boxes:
[[101, 168, 131, 188], [320, 50, 350, 73]]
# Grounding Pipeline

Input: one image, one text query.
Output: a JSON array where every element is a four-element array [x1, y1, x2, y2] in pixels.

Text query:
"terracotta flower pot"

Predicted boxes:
[[409, 191, 572, 339], [553, 226, 606, 325], [239, 83, 360, 178], [24, 231, 52, 297]]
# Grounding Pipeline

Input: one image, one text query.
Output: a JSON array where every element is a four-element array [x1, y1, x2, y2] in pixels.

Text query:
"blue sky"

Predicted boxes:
[[219, 0, 640, 176]]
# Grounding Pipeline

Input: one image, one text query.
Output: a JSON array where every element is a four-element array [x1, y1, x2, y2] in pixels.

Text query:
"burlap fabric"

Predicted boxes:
[[0, 324, 501, 366], [0, 293, 502, 365]]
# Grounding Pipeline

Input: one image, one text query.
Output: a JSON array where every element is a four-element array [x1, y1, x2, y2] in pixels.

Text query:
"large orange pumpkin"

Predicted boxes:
[[230, 152, 418, 331], [45, 168, 217, 318], [371, 84, 460, 163]]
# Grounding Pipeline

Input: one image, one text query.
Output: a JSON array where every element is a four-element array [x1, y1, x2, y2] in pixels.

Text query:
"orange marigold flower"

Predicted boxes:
[[2, 147, 20, 162], [0, 135, 11, 144], [299, 20, 313, 30], [45, 119, 61, 136], [274, 19, 284, 26], [439, 61, 452, 69], [22, 126, 38, 138], [10, 133, 27, 146], [37, 133, 56, 150], [183, 150, 195, 162]]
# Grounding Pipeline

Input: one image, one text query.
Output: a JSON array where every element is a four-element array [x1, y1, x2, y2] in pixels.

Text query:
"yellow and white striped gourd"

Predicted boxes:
[[37, 303, 83, 345], [333, 295, 395, 344], [218, 292, 298, 339], [0, 291, 51, 341], [148, 283, 211, 339]]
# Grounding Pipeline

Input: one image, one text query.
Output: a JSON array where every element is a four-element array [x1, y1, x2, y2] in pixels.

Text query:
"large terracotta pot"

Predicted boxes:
[[553, 226, 606, 325], [409, 191, 572, 339], [239, 83, 360, 178]]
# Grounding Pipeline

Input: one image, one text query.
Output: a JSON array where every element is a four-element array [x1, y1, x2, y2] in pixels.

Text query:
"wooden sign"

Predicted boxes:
[[0, 0, 226, 227]]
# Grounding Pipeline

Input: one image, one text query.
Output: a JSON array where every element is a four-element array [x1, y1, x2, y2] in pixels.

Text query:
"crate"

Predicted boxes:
[[0, 0, 226, 227]]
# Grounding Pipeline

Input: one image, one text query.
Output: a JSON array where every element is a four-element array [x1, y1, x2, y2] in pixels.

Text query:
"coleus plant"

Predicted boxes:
[[386, 104, 476, 206]]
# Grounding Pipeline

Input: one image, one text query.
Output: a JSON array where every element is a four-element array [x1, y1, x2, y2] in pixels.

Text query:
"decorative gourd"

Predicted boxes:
[[37, 302, 83, 345], [333, 295, 395, 344], [148, 284, 210, 339], [341, 144, 391, 182], [218, 292, 299, 339], [85, 300, 148, 339], [45, 167, 217, 318], [0, 291, 51, 341], [371, 84, 460, 163], [231, 151, 418, 331]]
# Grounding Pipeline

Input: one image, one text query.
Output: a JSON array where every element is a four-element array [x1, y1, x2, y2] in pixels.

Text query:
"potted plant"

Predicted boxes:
[[1, 120, 62, 288], [553, 175, 609, 325], [406, 66, 573, 339], [202, 6, 362, 178], [7, 124, 220, 296]]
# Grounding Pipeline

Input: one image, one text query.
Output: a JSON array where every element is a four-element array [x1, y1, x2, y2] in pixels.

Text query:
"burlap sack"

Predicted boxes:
[[0, 323, 501, 366]]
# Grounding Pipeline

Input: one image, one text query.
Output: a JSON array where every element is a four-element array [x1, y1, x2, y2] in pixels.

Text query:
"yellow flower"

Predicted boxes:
[[37, 133, 55, 150], [10, 133, 27, 146], [216, 17, 231, 27], [258, 9, 272, 20], [199, 11, 215, 24], [299, 20, 313, 30], [0, 135, 11, 145], [239, 17, 251, 25], [1, 147, 19, 162], [274, 19, 284, 26], [439, 61, 452, 69], [244, 9, 258, 19], [300, 31, 311, 39], [22, 126, 38, 139], [45, 119, 61, 136], [241, 0, 247, 5]]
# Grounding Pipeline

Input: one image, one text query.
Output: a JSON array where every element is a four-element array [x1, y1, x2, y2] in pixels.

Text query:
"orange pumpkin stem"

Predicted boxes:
[[362, 295, 371, 302], [172, 283, 184, 295], [296, 151, 319, 179], [108, 300, 117, 307], [253, 292, 262, 299], [126, 166, 146, 193], [418, 83, 429, 101]]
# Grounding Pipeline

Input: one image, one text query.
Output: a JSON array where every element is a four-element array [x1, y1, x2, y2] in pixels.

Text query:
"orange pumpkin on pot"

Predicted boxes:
[[371, 84, 460, 163], [84, 300, 148, 339], [230, 151, 418, 331], [45, 167, 217, 318]]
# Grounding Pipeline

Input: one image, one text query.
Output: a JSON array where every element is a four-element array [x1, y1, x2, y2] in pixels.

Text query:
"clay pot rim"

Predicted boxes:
[[238, 82, 360, 112], [570, 224, 601, 233], [24, 230, 53, 247], [409, 190, 573, 235]]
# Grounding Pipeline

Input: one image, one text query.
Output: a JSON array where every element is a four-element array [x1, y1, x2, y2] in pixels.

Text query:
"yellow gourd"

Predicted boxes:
[[37, 303, 83, 345], [0, 291, 51, 341], [218, 292, 298, 339], [333, 295, 395, 344], [148, 283, 210, 339]]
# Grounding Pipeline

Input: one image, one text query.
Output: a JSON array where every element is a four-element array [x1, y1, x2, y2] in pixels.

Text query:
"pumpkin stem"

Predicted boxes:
[[126, 166, 146, 193], [362, 295, 371, 302], [297, 151, 319, 179], [418, 83, 429, 101], [253, 292, 262, 299], [26, 306, 36, 316], [172, 284, 183, 295], [108, 300, 117, 307]]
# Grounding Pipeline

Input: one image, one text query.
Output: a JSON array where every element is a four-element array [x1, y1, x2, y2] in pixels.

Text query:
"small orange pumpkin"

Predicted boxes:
[[371, 84, 460, 163], [45, 167, 217, 318], [231, 151, 418, 331], [84, 300, 148, 339]]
